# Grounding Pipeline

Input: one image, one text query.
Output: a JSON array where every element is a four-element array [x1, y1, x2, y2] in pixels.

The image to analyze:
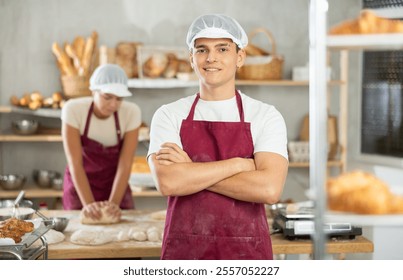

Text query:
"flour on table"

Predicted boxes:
[[149, 210, 166, 220]]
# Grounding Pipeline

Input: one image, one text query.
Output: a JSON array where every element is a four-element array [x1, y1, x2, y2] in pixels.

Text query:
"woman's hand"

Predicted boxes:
[[105, 201, 122, 220], [82, 201, 121, 220], [82, 201, 103, 220], [155, 142, 192, 165]]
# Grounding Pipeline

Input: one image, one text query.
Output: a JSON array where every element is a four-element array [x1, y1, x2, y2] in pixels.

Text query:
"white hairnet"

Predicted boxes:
[[186, 14, 248, 49], [90, 64, 132, 97]]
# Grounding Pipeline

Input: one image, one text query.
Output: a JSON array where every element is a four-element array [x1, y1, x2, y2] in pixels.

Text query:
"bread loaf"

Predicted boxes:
[[52, 42, 77, 76], [143, 53, 169, 78], [115, 42, 141, 78], [329, 10, 403, 35], [327, 170, 403, 214], [162, 53, 179, 78], [72, 36, 86, 61]]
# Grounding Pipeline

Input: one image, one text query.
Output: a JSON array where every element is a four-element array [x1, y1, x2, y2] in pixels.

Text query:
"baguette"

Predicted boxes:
[[72, 36, 86, 61], [65, 43, 83, 75], [245, 44, 269, 56], [81, 37, 95, 76], [52, 42, 76, 76]]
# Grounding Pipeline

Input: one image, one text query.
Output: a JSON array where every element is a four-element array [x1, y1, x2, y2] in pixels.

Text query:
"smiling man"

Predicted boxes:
[[147, 14, 289, 260]]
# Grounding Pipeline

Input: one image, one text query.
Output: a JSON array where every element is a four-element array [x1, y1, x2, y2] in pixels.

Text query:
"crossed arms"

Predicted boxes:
[[148, 142, 288, 204]]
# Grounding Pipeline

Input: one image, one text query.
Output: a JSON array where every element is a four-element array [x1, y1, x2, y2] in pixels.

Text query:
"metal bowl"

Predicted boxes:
[[0, 207, 35, 221], [0, 199, 33, 209], [32, 169, 62, 189], [0, 174, 26, 191], [11, 119, 39, 135], [51, 177, 63, 190], [51, 217, 69, 232]]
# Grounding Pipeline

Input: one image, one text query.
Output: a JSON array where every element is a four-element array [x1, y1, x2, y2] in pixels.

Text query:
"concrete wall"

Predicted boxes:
[[11, 0, 403, 261], [0, 0, 362, 201]]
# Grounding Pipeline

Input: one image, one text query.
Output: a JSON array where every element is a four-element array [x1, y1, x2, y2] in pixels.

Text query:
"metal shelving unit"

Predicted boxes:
[[310, 0, 403, 259]]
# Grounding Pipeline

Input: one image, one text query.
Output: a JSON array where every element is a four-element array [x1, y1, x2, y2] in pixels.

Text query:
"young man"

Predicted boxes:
[[148, 14, 288, 259]]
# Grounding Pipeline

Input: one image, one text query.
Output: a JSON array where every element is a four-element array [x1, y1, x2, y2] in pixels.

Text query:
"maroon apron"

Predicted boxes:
[[63, 102, 133, 210], [161, 91, 272, 260]]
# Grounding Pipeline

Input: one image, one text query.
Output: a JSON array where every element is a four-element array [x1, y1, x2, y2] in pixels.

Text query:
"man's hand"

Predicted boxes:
[[155, 142, 192, 165]]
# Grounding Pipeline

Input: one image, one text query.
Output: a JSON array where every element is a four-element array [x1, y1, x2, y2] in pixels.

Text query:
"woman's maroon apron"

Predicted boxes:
[[161, 91, 272, 260], [63, 102, 133, 210]]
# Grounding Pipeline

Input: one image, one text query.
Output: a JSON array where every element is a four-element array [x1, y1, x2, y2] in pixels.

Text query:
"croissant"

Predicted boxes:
[[329, 10, 403, 35], [327, 170, 403, 214]]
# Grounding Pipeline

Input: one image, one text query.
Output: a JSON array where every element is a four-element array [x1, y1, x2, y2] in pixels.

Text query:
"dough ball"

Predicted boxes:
[[131, 231, 147, 241], [116, 229, 130, 242], [44, 229, 65, 244], [70, 229, 116, 245], [147, 230, 160, 242], [80, 205, 120, 225], [146, 226, 161, 242]]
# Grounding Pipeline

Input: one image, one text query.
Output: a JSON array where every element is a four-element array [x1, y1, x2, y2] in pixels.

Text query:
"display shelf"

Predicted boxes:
[[0, 105, 61, 118], [325, 211, 403, 227], [327, 34, 403, 50], [0, 135, 62, 142], [0, 186, 161, 199]]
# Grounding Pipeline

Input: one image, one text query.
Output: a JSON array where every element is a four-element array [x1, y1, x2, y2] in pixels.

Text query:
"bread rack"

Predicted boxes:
[[0, 213, 55, 260]]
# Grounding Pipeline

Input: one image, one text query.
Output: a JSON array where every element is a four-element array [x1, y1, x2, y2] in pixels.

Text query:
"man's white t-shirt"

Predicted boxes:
[[61, 97, 141, 147], [148, 91, 288, 160]]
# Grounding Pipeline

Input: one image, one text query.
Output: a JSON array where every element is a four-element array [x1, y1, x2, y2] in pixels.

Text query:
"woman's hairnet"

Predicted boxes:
[[186, 14, 248, 49], [90, 64, 132, 97]]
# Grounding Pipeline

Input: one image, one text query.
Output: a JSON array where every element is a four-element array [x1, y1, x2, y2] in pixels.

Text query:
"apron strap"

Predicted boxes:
[[83, 102, 94, 137], [235, 90, 245, 123], [186, 93, 200, 121], [113, 111, 121, 142], [186, 91, 245, 122]]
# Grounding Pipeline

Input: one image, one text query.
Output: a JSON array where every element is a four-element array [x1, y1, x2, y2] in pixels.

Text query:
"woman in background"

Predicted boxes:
[[61, 64, 141, 221]]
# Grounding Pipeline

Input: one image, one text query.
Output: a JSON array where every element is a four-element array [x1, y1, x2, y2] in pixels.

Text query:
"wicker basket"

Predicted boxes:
[[61, 75, 91, 99], [237, 28, 284, 80]]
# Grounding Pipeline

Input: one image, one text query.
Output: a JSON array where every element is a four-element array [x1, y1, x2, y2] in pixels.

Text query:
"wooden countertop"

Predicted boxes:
[[41, 210, 373, 259]]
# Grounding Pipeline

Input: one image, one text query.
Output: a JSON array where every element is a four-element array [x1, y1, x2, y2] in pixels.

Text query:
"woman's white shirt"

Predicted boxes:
[[61, 97, 141, 147]]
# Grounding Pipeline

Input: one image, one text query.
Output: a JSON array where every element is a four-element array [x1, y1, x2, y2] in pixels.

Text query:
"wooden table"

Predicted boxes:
[[42, 210, 373, 259]]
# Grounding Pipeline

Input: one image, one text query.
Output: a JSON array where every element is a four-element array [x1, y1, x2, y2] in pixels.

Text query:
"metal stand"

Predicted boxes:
[[309, 0, 329, 259]]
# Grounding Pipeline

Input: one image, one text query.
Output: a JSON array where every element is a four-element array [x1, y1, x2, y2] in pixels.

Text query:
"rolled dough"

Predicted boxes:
[[70, 229, 117, 245]]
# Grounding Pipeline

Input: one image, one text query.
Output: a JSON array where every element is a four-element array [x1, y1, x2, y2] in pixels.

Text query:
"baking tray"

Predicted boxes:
[[0, 215, 54, 254]]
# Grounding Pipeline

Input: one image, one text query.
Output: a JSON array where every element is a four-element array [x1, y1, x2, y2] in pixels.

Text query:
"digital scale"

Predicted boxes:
[[272, 207, 362, 240]]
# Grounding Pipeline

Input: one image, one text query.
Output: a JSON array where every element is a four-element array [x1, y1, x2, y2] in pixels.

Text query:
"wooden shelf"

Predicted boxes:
[[0, 186, 161, 199], [0, 134, 62, 142], [327, 34, 403, 51], [0, 105, 61, 118]]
